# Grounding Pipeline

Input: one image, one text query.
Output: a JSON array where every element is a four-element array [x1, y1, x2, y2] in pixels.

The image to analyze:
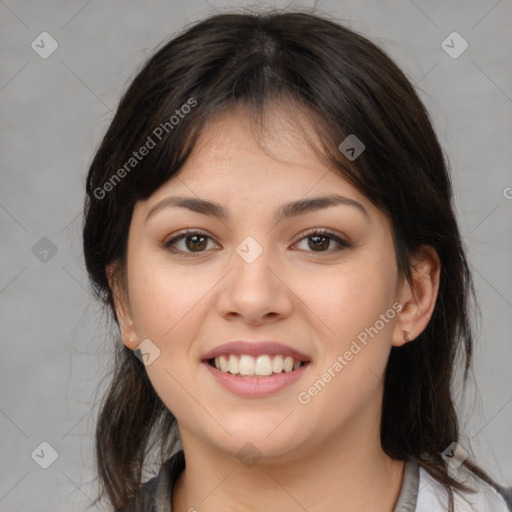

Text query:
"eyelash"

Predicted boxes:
[[163, 227, 351, 256]]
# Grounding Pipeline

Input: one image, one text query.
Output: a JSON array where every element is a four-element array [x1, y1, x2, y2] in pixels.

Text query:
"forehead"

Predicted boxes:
[[150, 103, 367, 202], [186, 102, 326, 174]]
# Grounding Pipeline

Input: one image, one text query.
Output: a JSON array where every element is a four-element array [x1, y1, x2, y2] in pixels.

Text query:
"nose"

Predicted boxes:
[[215, 238, 294, 325]]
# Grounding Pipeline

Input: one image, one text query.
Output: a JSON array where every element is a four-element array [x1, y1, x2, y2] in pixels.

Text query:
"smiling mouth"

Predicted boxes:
[[206, 354, 310, 377]]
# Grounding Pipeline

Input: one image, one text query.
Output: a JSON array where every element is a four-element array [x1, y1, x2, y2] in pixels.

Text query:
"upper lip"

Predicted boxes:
[[202, 340, 311, 362]]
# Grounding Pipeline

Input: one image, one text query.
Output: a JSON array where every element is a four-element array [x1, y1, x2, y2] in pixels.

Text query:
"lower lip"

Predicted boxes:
[[203, 361, 310, 397]]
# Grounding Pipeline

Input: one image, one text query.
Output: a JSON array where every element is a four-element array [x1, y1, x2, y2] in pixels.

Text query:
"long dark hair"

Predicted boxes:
[[82, 8, 504, 511]]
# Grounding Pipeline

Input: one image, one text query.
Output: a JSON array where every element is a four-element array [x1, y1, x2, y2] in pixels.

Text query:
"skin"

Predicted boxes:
[[108, 102, 441, 512]]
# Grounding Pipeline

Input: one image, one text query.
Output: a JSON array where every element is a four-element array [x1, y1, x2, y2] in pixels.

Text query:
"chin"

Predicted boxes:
[[204, 421, 310, 464]]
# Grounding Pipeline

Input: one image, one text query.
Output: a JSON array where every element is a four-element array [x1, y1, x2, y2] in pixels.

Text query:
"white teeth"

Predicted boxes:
[[255, 355, 273, 376], [218, 355, 229, 372], [239, 355, 255, 375], [228, 354, 238, 374], [272, 355, 284, 373], [283, 356, 294, 372], [212, 354, 305, 376]]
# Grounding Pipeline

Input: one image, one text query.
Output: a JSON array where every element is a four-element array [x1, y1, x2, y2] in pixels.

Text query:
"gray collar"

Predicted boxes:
[[392, 459, 420, 512]]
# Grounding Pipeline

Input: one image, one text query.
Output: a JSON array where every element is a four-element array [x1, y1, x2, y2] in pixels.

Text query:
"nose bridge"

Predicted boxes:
[[217, 233, 292, 322], [235, 234, 267, 266], [232, 234, 275, 285]]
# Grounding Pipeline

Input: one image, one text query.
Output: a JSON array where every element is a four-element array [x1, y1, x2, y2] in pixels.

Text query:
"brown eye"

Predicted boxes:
[[184, 234, 208, 252], [164, 230, 218, 255], [307, 234, 331, 251], [293, 228, 351, 253]]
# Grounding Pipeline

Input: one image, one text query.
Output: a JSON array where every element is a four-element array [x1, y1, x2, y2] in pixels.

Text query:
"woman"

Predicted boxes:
[[82, 9, 512, 512]]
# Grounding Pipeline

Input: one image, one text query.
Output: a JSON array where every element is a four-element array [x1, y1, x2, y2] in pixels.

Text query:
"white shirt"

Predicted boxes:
[[395, 458, 511, 512]]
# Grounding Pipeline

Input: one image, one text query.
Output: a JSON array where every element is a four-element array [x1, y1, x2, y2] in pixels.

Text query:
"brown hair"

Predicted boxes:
[[82, 8, 504, 511]]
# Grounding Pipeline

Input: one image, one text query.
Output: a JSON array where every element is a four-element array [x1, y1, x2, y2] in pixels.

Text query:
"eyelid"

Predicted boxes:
[[293, 227, 349, 245]]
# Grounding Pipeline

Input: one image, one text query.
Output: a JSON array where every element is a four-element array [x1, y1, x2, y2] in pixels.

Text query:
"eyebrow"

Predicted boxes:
[[145, 194, 370, 224]]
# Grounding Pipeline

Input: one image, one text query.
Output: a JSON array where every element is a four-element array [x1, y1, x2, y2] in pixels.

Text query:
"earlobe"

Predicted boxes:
[[392, 245, 441, 347], [105, 262, 138, 350]]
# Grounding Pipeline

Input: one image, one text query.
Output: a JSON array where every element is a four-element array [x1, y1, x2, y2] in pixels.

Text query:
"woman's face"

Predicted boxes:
[[116, 104, 410, 462]]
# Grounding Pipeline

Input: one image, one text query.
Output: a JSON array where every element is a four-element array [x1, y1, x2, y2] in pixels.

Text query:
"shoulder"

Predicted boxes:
[[117, 450, 186, 512], [416, 463, 512, 512]]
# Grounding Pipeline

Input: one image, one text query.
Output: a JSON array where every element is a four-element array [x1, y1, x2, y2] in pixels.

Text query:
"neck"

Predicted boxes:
[[172, 411, 405, 512]]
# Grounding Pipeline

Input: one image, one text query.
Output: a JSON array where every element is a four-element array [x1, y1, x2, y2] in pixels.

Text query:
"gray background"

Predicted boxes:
[[1, 0, 511, 511]]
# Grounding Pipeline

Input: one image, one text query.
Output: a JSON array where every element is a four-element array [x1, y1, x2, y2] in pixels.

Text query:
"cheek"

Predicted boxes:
[[294, 278, 396, 434], [127, 262, 210, 421], [299, 256, 396, 341], [299, 251, 397, 393], [128, 259, 205, 339]]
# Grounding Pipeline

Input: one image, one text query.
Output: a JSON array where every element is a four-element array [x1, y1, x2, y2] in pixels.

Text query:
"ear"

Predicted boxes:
[[392, 245, 441, 347], [105, 262, 138, 350]]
